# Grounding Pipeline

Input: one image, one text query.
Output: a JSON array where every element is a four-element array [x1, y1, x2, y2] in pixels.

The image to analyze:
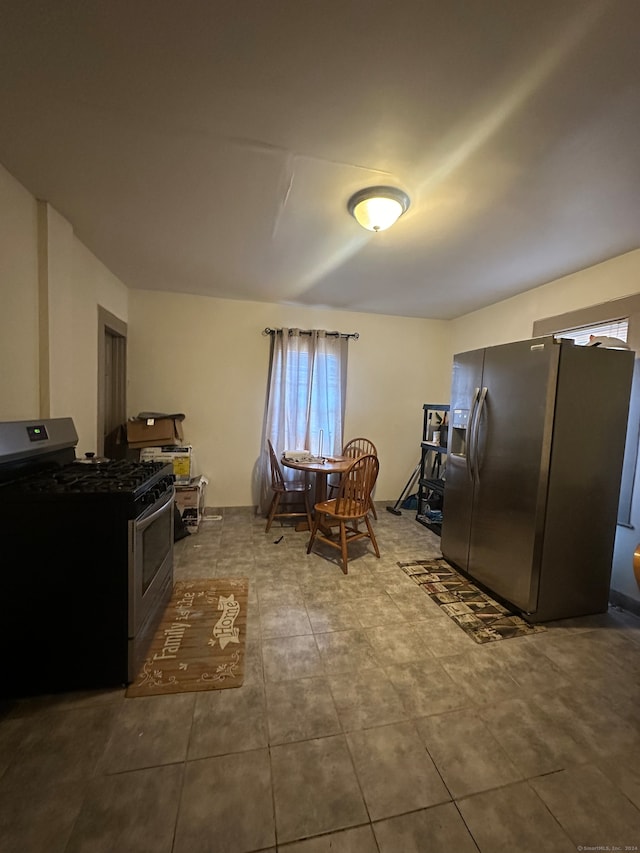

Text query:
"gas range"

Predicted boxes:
[[5, 457, 176, 519], [0, 422, 174, 513], [0, 417, 176, 697]]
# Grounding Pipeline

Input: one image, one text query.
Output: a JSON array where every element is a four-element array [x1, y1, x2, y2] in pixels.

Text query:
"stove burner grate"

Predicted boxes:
[[18, 458, 172, 494]]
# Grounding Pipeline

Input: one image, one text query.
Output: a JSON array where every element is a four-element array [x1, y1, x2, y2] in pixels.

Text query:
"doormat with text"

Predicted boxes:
[[126, 578, 248, 697], [399, 559, 546, 644]]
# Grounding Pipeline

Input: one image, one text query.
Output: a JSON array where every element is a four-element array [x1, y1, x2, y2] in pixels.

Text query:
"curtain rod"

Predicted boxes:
[[263, 327, 359, 340]]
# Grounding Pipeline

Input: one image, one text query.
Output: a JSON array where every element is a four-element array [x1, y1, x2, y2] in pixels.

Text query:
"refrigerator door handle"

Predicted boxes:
[[467, 387, 481, 480], [472, 386, 488, 482]]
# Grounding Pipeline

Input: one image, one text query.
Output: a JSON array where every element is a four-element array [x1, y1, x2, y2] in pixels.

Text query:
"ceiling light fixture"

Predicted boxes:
[[347, 185, 410, 232]]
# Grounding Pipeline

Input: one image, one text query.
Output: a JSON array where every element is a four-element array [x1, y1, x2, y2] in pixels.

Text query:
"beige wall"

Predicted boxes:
[[0, 163, 39, 419], [449, 249, 640, 356], [127, 291, 450, 507], [0, 165, 129, 453], [44, 203, 75, 419], [70, 228, 129, 456]]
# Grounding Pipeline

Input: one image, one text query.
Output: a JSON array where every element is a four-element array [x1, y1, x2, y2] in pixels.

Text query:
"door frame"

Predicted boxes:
[[97, 306, 127, 458]]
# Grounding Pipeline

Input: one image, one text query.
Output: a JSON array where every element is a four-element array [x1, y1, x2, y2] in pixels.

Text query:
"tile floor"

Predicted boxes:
[[1, 504, 640, 852]]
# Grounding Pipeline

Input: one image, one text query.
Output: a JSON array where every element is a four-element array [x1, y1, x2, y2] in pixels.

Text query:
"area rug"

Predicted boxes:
[[399, 559, 546, 644], [126, 578, 248, 697]]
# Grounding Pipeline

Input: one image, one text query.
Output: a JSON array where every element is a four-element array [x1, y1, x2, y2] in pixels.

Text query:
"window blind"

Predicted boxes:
[[555, 319, 629, 347]]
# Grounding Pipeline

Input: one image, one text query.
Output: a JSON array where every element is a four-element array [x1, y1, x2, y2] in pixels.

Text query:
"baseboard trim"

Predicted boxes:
[[609, 587, 640, 619]]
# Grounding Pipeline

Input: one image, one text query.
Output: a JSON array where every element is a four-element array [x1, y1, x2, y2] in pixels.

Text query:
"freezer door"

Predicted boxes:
[[441, 348, 484, 572], [467, 337, 558, 612]]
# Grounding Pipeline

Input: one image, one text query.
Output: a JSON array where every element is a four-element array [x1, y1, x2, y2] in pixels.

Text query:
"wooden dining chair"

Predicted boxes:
[[327, 437, 378, 518], [307, 453, 380, 573], [265, 440, 313, 533]]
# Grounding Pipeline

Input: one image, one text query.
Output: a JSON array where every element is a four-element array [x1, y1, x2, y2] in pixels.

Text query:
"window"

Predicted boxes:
[[260, 328, 350, 512], [269, 341, 344, 457], [554, 319, 629, 347]]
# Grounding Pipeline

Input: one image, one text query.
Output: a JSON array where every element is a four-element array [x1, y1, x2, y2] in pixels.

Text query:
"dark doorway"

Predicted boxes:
[[98, 307, 127, 458]]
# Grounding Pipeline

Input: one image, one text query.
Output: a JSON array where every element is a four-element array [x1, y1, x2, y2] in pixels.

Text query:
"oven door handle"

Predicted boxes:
[[137, 487, 175, 529]]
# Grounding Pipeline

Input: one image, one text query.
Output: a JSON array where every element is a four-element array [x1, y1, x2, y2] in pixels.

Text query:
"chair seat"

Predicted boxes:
[[314, 498, 369, 518], [274, 478, 308, 493]]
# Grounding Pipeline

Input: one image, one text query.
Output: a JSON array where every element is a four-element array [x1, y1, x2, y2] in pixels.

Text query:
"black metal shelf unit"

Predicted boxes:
[[416, 403, 449, 535]]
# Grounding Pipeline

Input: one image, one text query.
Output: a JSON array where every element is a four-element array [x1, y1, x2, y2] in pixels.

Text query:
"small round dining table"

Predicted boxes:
[[281, 454, 353, 531], [281, 455, 353, 504]]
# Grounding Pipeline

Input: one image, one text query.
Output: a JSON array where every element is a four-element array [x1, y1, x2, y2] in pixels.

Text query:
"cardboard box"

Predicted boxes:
[[139, 446, 195, 483], [126, 415, 184, 448], [175, 475, 208, 531]]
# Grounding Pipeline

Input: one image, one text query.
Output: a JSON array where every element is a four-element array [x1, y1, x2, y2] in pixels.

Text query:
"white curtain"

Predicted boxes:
[[259, 328, 349, 514]]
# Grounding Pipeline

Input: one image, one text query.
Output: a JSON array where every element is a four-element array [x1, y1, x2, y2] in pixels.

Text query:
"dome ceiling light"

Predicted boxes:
[[347, 185, 411, 232]]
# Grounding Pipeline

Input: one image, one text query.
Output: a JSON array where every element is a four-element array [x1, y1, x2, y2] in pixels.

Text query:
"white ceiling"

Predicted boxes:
[[1, 0, 639, 320]]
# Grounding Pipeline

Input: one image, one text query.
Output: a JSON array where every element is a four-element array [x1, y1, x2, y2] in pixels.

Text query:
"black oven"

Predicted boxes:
[[0, 417, 175, 697]]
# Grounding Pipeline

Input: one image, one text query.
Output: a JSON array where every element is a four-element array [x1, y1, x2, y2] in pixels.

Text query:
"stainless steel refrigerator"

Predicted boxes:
[[440, 335, 634, 623]]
